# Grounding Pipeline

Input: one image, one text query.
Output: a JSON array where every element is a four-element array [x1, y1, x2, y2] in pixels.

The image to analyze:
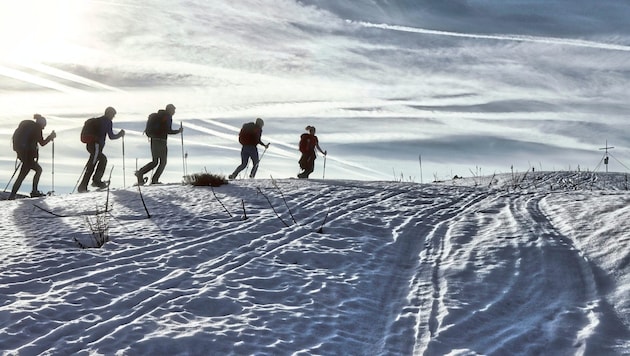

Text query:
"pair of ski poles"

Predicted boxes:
[[3, 141, 56, 195]]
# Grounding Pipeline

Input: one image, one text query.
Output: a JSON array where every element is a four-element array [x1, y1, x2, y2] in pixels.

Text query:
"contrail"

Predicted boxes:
[[0, 62, 124, 93], [19, 62, 125, 92], [353, 21, 630, 52], [0, 65, 85, 94]]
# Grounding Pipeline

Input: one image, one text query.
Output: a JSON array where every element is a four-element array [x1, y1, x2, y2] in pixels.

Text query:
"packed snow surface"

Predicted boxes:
[[1, 172, 629, 355]]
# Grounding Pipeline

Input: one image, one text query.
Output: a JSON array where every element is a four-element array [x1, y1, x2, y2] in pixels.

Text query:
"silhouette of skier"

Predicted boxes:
[[229, 118, 269, 179], [8, 114, 56, 199], [78, 107, 125, 193]]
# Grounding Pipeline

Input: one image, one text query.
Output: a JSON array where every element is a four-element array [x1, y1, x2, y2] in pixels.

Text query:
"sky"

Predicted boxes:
[[2, 0, 630, 193]]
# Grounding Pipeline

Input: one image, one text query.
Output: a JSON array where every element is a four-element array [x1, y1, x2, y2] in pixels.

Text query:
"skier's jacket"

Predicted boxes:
[[239, 122, 261, 146]]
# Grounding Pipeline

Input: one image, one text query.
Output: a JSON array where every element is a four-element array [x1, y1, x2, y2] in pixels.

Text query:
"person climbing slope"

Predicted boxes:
[[228, 118, 269, 179], [298, 125, 326, 179], [135, 104, 182, 185], [78, 107, 125, 193], [8, 114, 56, 199]]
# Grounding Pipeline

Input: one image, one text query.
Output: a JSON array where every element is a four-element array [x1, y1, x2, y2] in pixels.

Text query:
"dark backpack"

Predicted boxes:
[[239, 122, 258, 145], [145, 112, 167, 138], [299, 133, 312, 153], [13, 120, 36, 153], [80, 117, 101, 144]]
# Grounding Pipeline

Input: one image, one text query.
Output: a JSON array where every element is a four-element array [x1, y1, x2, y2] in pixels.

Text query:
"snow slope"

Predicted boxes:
[[0, 172, 629, 355]]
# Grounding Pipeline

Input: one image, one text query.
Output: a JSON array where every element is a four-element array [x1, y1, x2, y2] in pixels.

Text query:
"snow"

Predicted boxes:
[[1, 172, 629, 354]]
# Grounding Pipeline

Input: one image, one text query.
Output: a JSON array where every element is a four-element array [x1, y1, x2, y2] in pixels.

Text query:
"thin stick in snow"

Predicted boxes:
[[241, 199, 248, 220], [257, 187, 290, 227], [316, 207, 330, 234], [211, 186, 233, 218], [271, 176, 298, 225], [137, 183, 151, 219]]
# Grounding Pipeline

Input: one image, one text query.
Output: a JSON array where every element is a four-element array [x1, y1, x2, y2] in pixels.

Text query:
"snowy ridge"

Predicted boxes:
[[0, 172, 629, 354]]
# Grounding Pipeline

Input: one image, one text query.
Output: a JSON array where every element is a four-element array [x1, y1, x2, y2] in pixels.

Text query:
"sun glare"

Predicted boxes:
[[0, 0, 87, 63]]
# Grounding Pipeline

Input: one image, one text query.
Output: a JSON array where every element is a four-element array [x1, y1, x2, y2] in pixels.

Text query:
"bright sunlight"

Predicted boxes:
[[0, 0, 88, 63]]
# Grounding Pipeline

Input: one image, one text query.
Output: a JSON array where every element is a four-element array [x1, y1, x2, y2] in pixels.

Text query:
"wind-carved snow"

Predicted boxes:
[[0, 173, 628, 354]]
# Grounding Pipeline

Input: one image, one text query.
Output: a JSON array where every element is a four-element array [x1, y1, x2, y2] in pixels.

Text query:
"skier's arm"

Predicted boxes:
[[39, 130, 56, 146], [257, 129, 269, 148], [106, 119, 124, 139], [168, 119, 182, 135], [316, 143, 326, 155], [112, 129, 125, 139]]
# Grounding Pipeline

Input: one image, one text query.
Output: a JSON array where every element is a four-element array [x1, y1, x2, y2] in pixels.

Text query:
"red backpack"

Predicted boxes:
[[239, 122, 258, 145], [299, 133, 313, 153]]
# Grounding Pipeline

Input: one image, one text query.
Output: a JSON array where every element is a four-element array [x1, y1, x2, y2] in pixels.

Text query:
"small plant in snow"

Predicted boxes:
[[75, 207, 109, 249], [184, 173, 228, 187]]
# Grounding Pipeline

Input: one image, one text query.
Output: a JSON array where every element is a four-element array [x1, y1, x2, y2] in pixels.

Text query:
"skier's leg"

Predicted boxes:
[[137, 139, 161, 178], [79, 144, 98, 191], [31, 162, 43, 194], [8, 157, 31, 199], [230, 146, 249, 178], [151, 140, 168, 183], [92, 153, 108, 184], [249, 147, 260, 178]]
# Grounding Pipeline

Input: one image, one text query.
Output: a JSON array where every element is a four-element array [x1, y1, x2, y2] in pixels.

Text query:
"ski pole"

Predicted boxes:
[[259, 145, 268, 163], [419, 154, 422, 184], [3, 159, 21, 192], [322, 154, 327, 179], [72, 163, 88, 194], [122, 135, 126, 187], [251, 145, 268, 176], [180, 122, 186, 178], [51, 140, 55, 194]]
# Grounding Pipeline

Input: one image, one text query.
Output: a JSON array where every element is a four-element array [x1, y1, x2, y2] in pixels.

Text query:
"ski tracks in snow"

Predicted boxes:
[[409, 191, 616, 355], [0, 180, 625, 354]]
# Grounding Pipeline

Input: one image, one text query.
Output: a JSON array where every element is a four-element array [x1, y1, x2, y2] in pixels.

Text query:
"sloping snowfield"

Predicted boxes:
[[1, 172, 629, 355]]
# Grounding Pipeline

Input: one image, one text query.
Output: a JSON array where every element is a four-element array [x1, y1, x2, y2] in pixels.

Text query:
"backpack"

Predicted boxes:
[[80, 117, 101, 144], [145, 112, 167, 138], [299, 133, 313, 153], [13, 120, 36, 153], [239, 122, 258, 145]]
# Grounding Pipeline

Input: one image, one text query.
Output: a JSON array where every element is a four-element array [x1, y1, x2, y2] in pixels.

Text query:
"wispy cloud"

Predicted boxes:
[[352, 21, 630, 52]]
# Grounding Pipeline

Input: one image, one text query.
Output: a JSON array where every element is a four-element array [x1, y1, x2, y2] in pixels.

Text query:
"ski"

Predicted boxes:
[[133, 177, 149, 187], [1, 192, 43, 200]]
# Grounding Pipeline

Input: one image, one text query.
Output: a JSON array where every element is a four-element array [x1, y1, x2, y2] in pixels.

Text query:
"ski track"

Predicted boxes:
[[0, 178, 627, 354], [416, 191, 609, 355]]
